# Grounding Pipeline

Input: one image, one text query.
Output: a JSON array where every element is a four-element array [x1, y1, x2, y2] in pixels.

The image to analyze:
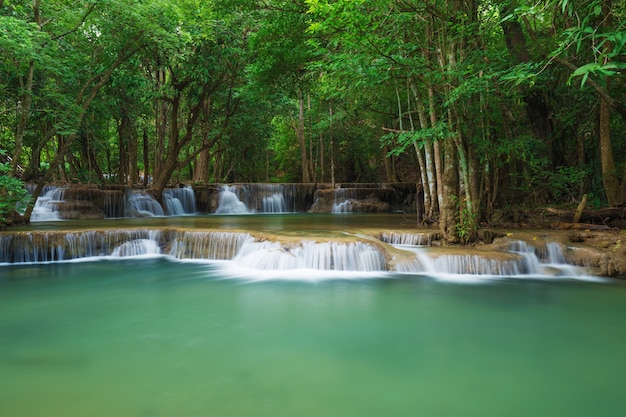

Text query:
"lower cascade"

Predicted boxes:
[[233, 240, 386, 271], [0, 229, 591, 279]]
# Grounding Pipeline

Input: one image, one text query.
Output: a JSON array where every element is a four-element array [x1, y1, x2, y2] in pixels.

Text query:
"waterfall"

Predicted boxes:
[[332, 200, 353, 213], [509, 240, 584, 276], [393, 240, 587, 277], [331, 188, 357, 213], [215, 184, 307, 214], [262, 192, 286, 213], [395, 250, 523, 276], [379, 232, 432, 246], [169, 231, 252, 260], [163, 186, 196, 215], [233, 240, 387, 271], [216, 185, 250, 214], [125, 192, 164, 217], [30, 186, 66, 222], [0, 230, 164, 263], [0, 230, 591, 279], [111, 239, 161, 257], [0, 230, 386, 272]]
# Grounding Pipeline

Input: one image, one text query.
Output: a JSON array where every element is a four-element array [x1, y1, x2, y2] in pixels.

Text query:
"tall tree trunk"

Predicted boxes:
[[194, 148, 210, 182], [440, 138, 459, 243], [193, 97, 216, 183], [11, 60, 35, 176], [427, 86, 442, 213], [599, 97, 622, 206], [596, 0, 625, 206], [409, 89, 432, 220], [297, 89, 311, 183], [117, 113, 129, 184], [143, 129, 149, 187], [128, 124, 138, 185]]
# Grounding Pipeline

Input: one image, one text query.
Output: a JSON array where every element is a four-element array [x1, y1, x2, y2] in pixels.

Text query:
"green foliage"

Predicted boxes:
[[268, 115, 301, 182], [0, 151, 31, 225], [549, 166, 591, 201], [550, 0, 626, 87], [0, 0, 623, 218], [452, 195, 477, 245]]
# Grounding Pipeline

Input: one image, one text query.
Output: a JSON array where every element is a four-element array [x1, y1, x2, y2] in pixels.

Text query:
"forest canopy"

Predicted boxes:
[[1, 0, 625, 240]]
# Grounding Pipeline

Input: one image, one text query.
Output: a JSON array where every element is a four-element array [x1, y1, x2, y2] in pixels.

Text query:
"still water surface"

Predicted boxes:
[[1, 258, 626, 417]]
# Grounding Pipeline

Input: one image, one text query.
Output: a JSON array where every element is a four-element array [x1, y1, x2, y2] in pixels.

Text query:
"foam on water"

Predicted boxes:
[[0, 227, 605, 283], [30, 186, 65, 221], [216, 186, 250, 214]]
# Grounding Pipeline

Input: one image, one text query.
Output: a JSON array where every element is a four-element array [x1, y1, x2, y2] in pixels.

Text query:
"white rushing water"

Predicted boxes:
[[30, 186, 66, 221], [0, 227, 598, 282], [30, 186, 196, 220], [163, 186, 196, 215], [216, 186, 250, 214]]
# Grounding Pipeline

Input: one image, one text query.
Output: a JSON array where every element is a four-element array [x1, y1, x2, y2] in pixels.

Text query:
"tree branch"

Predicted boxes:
[[50, 3, 97, 40], [555, 56, 626, 121]]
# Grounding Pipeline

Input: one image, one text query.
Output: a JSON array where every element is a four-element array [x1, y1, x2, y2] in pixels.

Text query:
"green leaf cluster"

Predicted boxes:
[[0, 151, 31, 225]]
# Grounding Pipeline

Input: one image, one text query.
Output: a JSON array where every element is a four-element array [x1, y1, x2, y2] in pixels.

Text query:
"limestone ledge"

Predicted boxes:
[[1, 226, 624, 277]]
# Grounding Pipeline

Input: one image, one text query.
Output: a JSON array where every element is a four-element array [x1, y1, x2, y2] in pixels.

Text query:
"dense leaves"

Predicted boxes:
[[0, 0, 624, 234]]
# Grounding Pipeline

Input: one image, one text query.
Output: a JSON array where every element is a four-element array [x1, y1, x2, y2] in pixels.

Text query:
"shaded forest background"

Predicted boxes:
[[1, 0, 625, 241]]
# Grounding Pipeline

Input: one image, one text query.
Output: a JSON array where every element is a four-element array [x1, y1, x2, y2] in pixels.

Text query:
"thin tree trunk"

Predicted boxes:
[[427, 86, 442, 212], [128, 123, 138, 185], [599, 97, 621, 206], [143, 129, 149, 186], [330, 103, 335, 187], [11, 60, 35, 175], [297, 89, 311, 183], [405, 85, 430, 220]]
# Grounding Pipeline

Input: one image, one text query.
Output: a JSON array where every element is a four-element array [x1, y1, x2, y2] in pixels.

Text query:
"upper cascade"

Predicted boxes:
[[26, 183, 419, 219], [28, 185, 197, 221], [215, 185, 250, 214], [30, 186, 66, 221], [163, 186, 197, 215]]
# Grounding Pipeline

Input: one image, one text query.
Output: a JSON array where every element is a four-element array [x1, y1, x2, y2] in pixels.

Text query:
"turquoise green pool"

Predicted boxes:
[[1, 258, 625, 417]]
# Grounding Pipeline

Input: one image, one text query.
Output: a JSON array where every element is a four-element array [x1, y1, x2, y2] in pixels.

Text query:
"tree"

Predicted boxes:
[[0, 151, 30, 227], [552, 0, 626, 205], [141, 0, 247, 199]]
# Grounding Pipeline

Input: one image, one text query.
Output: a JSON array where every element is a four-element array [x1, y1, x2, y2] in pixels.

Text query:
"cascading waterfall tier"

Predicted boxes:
[[233, 240, 387, 271], [29, 185, 196, 220], [28, 182, 418, 218], [379, 231, 433, 246], [215, 186, 250, 214], [163, 186, 197, 215], [169, 231, 253, 260], [215, 184, 316, 214], [30, 186, 66, 221], [0, 228, 590, 278]]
